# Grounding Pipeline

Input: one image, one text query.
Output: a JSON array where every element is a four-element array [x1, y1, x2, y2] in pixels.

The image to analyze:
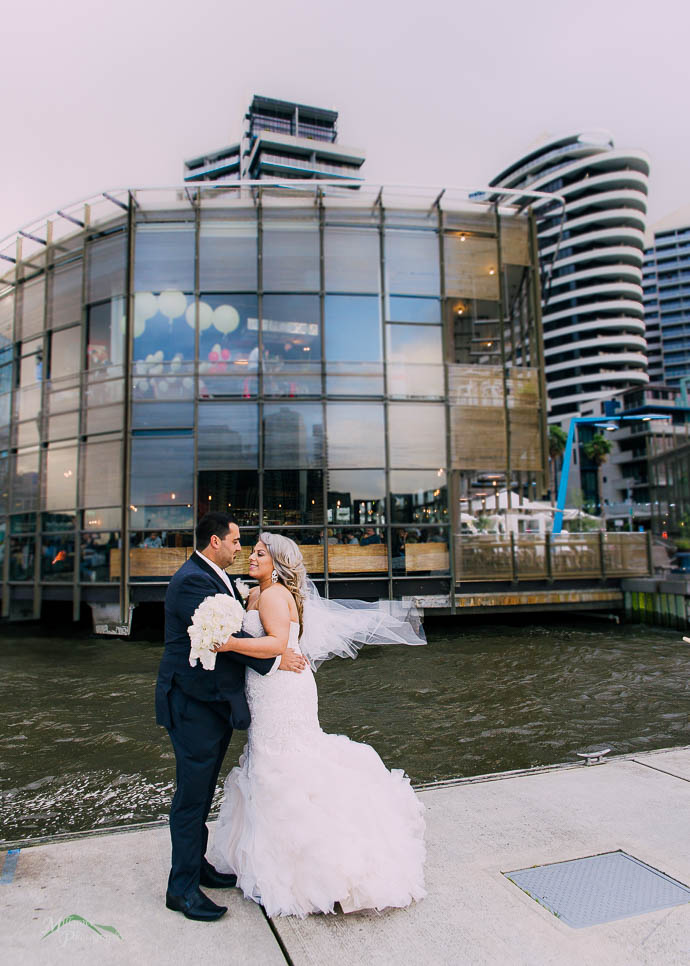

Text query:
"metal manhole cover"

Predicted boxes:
[[504, 851, 690, 928]]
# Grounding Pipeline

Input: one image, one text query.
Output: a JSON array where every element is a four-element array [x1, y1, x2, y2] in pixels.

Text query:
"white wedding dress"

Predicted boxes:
[[210, 609, 426, 918]]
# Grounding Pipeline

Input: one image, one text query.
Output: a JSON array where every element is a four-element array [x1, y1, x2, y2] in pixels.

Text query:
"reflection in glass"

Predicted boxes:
[[198, 470, 259, 526], [50, 326, 81, 378], [0, 292, 15, 346], [263, 404, 324, 468], [81, 438, 122, 508], [10, 536, 35, 580], [262, 295, 321, 396], [324, 295, 383, 395], [198, 403, 258, 470], [199, 219, 257, 291], [324, 228, 380, 292], [326, 403, 384, 467], [386, 295, 441, 324], [41, 533, 74, 581], [133, 291, 194, 366], [129, 505, 194, 529], [262, 217, 319, 291], [81, 531, 121, 582], [51, 260, 83, 328], [390, 470, 448, 523], [130, 436, 194, 509], [10, 513, 36, 534], [0, 457, 7, 513], [386, 324, 444, 397], [132, 402, 194, 429], [48, 412, 79, 441], [134, 225, 195, 292], [327, 469, 386, 525], [83, 508, 122, 530], [42, 512, 75, 532], [12, 448, 39, 512], [86, 299, 125, 370], [88, 233, 127, 302], [385, 230, 440, 296], [263, 470, 324, 525], [86, 405, 123, 435], [198, 294, 259, 398], [45, 445, 77, 511], [388, 403, 446, 468]]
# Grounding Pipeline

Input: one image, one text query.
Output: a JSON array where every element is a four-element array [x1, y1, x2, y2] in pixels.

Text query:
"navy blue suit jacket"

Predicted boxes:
[[155, 552, 275, 730]]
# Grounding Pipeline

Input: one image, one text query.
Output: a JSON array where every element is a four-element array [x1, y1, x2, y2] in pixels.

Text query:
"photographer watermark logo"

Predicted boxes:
[[42, 914, 122, 944]]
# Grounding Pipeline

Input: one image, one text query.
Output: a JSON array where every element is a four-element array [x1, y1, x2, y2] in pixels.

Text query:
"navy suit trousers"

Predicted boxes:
[[166, 679, 234, 896]]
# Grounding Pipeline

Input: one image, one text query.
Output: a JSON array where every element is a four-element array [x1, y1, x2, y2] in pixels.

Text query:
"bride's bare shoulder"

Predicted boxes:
[[247, 585, 261, 608]]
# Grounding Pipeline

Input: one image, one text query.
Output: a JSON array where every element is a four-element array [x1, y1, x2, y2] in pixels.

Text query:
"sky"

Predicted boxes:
[[2, 0, 689, 241]]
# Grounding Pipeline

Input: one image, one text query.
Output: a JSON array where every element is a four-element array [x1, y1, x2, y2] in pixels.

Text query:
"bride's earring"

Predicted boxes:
[[271, 569, 279, 584]]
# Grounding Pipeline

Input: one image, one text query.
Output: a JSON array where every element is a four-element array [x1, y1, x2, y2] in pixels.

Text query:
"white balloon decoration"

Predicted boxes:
[[185, 299, 213, 330], [213, 304, 240, 334], [135, 292, 158, 322], [159, 290, 187, 321]]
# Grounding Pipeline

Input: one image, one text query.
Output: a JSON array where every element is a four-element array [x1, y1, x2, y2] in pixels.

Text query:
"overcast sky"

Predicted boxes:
[[3, 0, 688, 241]]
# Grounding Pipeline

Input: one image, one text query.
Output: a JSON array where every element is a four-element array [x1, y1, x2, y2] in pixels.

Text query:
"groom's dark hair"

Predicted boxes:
[[196, 512, 237, 550]]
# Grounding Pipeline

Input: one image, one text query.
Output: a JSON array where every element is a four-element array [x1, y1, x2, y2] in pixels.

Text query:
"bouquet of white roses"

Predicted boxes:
[[188, 593, 246, 671]]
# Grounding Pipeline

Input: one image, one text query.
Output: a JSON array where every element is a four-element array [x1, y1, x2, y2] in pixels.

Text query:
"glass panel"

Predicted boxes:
[[252, 528, 325, 576], [20, 351, 43, 388], [12, 448, 39, 512], [48, 412, 79, 440], [130, 435, 194, 506], [263, 470, 324, 525], [49, 383, 80, 414], [263, 403, 324, 468], [50, 326, 81, 378], [41, 533, 74, 581], [386, 324, 444, 397], [132, 402, 194, 429], [85, 373, 124, 407], [87, 232, 127, 302], [198, 294, 259, 397], [392, 529, 450, 574], [0, 292, 14, 348], [83, 508, 121, 530], [51, 260, 83, 328], [390, 470, 448, 523], [10, 536, 35, 580], [324, 227, 380, 292], [324, 295, 383, 394], [198, 402, 258, 469], [262, 295, 321, 396], [134, 225, 195, 291], [19, 276, 45, 338], [444, 233, 499, 300], [327, 530, 388, 576], [43, 512, 76, 532], [262, 216, 319, 291], [388, 403, 446, 467], [80, 531, 121, 582], [198, 470, 259, 527], [0, 456, 7, 513], [199, 219, 257, 291], [385, 230, 440, 296], [86, 298, 125, 369], [133, 291, 194, 364], [82, 438, 122, 507], [133, 375, 193, 402], [327, 469, 386, 525], [128, 529, 194, 580], [16, 420, 39, 448], [10, 513, 36, 534], [129, 504, 194, 527], [45, 444, 77, 511], [386, 295, 441, 324], [86, 405, 123, 435], [326, 403, 384, 467]]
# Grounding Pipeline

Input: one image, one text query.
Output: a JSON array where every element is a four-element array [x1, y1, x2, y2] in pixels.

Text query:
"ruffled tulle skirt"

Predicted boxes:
[[210, 728, 426, 918]]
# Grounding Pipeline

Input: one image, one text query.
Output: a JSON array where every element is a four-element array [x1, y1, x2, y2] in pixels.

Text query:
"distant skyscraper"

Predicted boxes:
[[642, 213, 690, 386], [184, 95, 365, 184], [489, 132, 650, 424]]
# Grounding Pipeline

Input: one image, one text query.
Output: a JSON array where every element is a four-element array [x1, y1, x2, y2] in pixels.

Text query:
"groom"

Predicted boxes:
[[156, 512, 306, 922]]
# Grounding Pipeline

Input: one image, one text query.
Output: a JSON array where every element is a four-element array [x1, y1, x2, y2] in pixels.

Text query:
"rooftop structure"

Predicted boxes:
[[184, 96, 365, 185]]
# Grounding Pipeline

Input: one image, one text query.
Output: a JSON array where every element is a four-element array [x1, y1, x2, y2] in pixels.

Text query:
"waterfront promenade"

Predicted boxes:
[[2, 746, 689, 965]]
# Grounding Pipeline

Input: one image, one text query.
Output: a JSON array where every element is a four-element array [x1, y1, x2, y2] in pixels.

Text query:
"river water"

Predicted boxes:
[[1, 619, 688, 843]]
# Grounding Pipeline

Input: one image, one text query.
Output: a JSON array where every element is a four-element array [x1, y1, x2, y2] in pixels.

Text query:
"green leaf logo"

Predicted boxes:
[[42, 914, 123, 940]]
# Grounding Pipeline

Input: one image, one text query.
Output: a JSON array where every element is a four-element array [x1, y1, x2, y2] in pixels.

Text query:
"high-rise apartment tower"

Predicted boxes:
[[643, 211, 690, 386]]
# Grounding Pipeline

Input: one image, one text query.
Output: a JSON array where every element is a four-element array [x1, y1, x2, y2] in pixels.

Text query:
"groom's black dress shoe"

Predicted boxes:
[[165, 888, 227, 921], [200, 859, 238, 889]]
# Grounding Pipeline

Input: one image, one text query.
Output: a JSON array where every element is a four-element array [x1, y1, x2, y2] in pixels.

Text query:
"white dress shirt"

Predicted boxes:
[[195, 551, 280, 674]]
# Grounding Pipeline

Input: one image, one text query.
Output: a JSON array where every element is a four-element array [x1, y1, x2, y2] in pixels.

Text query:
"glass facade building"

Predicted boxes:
[[643, 222, 690, 385], [0, 183, 546, 625]]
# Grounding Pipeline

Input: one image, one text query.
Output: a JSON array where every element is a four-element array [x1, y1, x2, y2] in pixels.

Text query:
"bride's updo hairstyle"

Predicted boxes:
[[259, 532, 307, 638]]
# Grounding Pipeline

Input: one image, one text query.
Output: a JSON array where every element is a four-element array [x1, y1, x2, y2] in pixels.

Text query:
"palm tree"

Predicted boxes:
[[583, 434, 613, 528], [548, 425, 568, 505]]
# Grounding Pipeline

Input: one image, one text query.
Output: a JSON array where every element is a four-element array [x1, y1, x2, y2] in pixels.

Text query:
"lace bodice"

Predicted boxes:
[[242, 608, 319, 752]]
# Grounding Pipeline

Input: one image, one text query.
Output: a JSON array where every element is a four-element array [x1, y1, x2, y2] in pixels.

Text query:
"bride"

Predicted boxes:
[[209, 532, 427, 918]]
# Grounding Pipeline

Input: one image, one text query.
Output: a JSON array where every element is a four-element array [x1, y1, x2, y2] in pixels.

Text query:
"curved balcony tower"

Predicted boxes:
[[490, 132, 650, 424]]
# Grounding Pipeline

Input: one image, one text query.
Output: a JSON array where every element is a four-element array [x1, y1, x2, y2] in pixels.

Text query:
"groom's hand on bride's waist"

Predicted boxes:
[[279, 648, 308, 673]]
